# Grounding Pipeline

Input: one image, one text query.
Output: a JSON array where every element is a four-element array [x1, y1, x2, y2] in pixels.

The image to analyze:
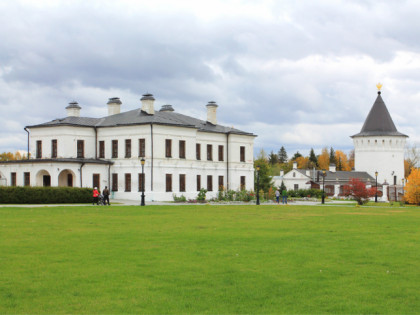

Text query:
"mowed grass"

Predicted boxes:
[[1, 204, 420, 314]]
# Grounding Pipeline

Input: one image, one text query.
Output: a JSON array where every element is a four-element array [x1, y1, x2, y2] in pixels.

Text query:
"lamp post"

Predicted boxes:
[[321, 169, 326, 204], [375, 171, 378, 203], [140, 158, 145, 206], [256, 165, 260, 205]]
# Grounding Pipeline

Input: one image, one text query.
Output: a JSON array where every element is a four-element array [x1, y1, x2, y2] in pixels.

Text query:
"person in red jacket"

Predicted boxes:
[[92, 187, 99, 205]]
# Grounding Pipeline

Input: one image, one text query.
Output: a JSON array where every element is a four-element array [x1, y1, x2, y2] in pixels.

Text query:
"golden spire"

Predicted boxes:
[[376, 82, 383, 91]]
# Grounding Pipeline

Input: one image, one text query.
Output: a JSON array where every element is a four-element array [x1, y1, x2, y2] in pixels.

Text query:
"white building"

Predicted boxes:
[[351, 89, 408, 186], [276, 87, 406, 201], [0, 94, 256, 201]]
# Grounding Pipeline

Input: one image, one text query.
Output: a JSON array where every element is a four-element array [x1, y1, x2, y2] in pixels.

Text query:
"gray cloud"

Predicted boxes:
[[0, 0, 419, 156]]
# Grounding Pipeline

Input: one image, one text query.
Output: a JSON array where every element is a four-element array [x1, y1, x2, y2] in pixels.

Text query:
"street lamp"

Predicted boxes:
[[375, 171, 378, 202], [256, 165, 260, 205], [321, 169, 326, 204], [140, 158, 145, 206]]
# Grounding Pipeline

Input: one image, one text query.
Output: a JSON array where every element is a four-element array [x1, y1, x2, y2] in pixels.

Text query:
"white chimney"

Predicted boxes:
[[141, 93, 155, 115], [293, 161, 297, 169], [66, 101, 81, 117], [329, 164, 336, 172], [280, 170, 284, 177], [107, 97, 122, 116], [206, 101, 218, 125]]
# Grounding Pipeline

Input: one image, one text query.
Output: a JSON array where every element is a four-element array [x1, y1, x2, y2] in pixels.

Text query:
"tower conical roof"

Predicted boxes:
[[351, 91, 407, 138]]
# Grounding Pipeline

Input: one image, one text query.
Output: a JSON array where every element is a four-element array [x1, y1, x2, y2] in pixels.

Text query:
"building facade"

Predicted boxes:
[[0, 94, 256, 201]]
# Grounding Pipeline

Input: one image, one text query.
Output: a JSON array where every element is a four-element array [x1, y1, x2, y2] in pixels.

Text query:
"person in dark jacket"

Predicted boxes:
[[103, 186, 110, 205]]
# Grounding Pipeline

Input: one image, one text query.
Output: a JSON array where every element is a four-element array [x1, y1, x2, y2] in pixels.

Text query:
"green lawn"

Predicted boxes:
[[1, 204, 420, 314]]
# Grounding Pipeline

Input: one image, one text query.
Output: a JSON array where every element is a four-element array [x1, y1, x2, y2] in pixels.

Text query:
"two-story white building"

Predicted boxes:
[[0, 94, 256, 201]]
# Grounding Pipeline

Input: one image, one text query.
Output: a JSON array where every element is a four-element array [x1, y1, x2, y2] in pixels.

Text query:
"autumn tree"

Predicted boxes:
[[335, 150, 351, 171], [318, 147, 329, 170], [342, 178, 376, 205], [0, 151, 27, 161], [295, 156, 310, 169], [404, 168, 420, 205], [404, 144, 420, 178]]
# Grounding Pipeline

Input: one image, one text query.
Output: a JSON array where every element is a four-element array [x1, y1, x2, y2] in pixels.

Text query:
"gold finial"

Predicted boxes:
[[376, 83, 383, 91]]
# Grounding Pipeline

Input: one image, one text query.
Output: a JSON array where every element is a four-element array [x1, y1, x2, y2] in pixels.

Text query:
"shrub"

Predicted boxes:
[[173, 194, 187, 202], [197, 188, 207, 202], [0, 186, 92, 204]]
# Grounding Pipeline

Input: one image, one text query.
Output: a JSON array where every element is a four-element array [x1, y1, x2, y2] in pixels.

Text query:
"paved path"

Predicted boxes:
[[0, 199, 354, 207]]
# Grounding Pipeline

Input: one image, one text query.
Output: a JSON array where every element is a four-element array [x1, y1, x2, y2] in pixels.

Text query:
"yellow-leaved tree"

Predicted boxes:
[[318, 147, 329, 170], [295, 156, 310, 169], [404, 168, 420, 205], [335, 150, 351, 171]]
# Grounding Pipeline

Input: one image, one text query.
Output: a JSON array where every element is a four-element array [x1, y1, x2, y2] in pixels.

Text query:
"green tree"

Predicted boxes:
[[254, 156, 273, 193], [309, 148, 318, 168], [278, 146, 288, 164], [268, 151, 279, 165], [292, 151, 302, 161], [329, 147, 336, 165]]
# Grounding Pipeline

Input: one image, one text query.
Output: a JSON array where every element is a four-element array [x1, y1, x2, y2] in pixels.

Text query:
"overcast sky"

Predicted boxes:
[[1, 0, 420, 157]]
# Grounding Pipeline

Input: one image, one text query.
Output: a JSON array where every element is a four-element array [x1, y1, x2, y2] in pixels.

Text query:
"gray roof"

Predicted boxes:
[[352, 92, 408, 138], [27, 107, 255, 136], [295, 169, 375, 183], [0, 158, 113, 165]]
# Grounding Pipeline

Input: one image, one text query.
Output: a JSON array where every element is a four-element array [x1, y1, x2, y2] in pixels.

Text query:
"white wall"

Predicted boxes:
[[353, 135, 406, 185]]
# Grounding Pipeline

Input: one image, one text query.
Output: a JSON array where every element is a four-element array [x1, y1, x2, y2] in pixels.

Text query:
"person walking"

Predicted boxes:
[[103, 186, 110, 206], [92, 187, 99, 205], [275, 189, 280, 204], [282, 189, 288, 204]]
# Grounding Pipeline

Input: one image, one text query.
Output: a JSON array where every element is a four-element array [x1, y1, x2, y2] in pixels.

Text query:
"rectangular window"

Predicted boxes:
[[165, 139, 172, 158], [138, 173, 145, 192], [197, 175, 201, 191], [179, 140, 186, 159], [207, 175, 213, 192], [112, 140, 118, 158], [179, 174, 186, 192], [36, 140, 42, 158], [99, 141, 105, 158], [218, 175, 224, 191], [125, 173, 131, 192], [51, 140, 57, 158], [112, 173, 118, 191], [240, 176, 246, 190], [11, 172, 16, 186], [240, 146, 245, 162], [196, 143, 201, 160], [139, 138, 145, 157], [93, 174, 100, 191], [125, 139, 132, 158], [24, 172, 30, 186], [218, 145, 224, 161], [207, 144, 213, 161], [166, 174, 172, 192], [294, 184, 299, 191], [77, 140, 84, 158]]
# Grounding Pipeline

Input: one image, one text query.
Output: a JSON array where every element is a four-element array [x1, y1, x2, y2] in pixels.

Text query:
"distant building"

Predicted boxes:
[[0, 94, 256, 201], [276, 87, 407, 201]]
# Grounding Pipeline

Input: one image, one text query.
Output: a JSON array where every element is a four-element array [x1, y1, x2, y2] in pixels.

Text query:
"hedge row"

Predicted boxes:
[[0, 186, 93, 204]]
